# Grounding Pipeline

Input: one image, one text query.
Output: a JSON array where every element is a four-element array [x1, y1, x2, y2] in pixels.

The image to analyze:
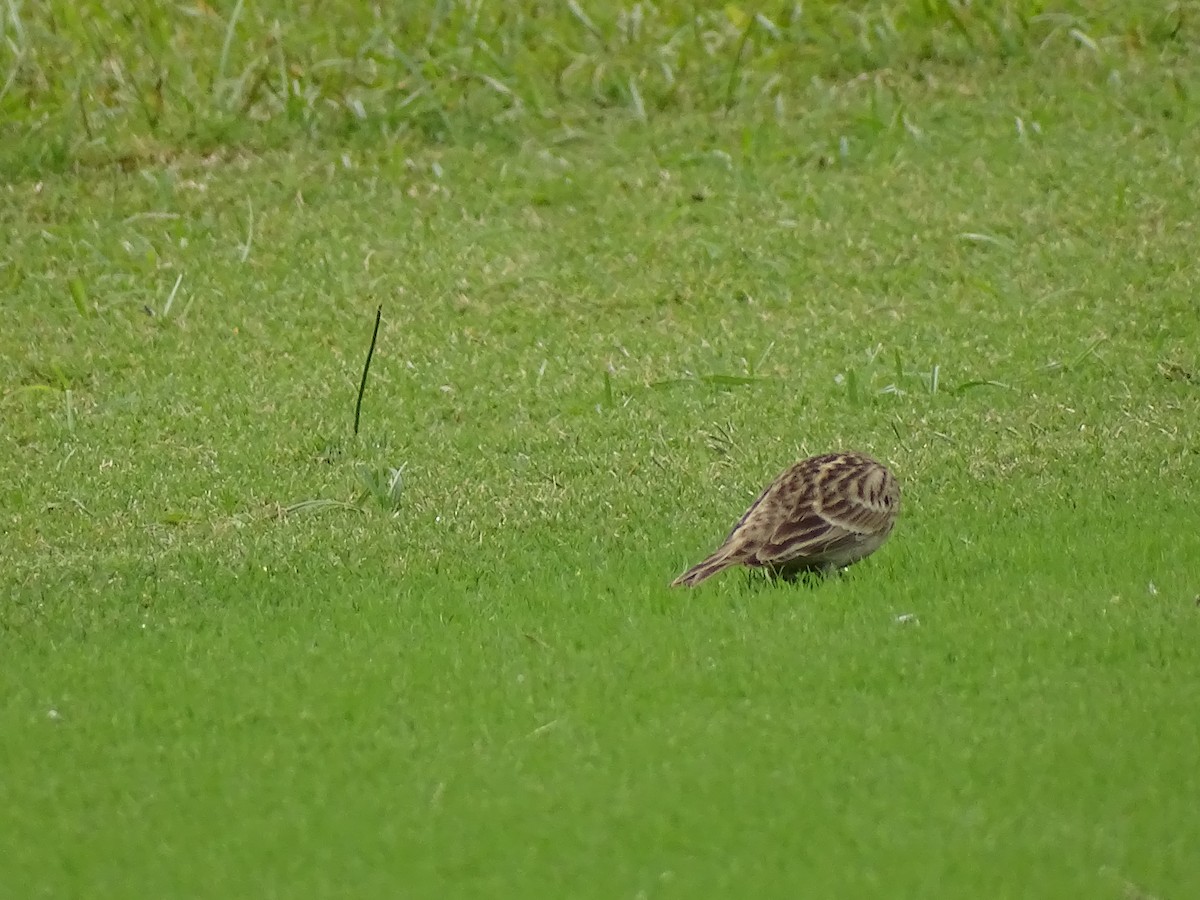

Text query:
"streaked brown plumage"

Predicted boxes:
[[671, 451, 900, 587]]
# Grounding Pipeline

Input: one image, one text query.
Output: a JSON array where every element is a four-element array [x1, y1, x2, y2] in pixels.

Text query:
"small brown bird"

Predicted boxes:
[[671, 451, 900, 587]]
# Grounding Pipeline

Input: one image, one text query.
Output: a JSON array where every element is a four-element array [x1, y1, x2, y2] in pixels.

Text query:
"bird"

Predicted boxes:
[[671, 451, 900, 587]]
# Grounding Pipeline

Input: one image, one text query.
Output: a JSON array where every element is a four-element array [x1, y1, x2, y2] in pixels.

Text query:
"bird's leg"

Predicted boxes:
[[768, 563, 827, 585]]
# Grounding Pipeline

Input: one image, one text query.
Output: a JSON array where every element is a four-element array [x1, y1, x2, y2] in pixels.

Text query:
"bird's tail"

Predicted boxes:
[[670, 547, 739, 587]]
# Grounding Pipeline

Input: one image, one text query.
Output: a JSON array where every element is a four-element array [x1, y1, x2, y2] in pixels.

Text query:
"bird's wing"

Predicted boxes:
[[753, 509, 866, 567], [721, 479, 777, 543], [756, 486, 892, 567], [819, 489, 896, 534]]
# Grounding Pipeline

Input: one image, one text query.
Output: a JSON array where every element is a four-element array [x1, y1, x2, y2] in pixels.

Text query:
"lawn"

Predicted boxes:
[[2, 2, 1199, 897]]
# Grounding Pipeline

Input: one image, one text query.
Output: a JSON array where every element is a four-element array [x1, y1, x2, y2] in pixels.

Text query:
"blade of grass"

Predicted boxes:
[[68, 277, 89, 318], [354, 304, 382, 437], [216, 0, 247, 95]]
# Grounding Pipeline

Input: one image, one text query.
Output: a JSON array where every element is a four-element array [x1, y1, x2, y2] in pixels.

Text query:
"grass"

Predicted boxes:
[[3, 1, 1200, 897]]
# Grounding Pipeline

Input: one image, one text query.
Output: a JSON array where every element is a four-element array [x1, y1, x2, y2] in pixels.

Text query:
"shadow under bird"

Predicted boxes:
[[671, 451, 900, 587]]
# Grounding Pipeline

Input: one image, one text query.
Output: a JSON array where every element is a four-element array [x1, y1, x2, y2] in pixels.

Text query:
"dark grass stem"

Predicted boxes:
[[354, 304, 382, 437]]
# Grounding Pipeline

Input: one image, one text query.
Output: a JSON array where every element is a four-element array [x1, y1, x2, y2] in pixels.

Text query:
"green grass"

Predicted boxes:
[[3, 1, 1200, 897]]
